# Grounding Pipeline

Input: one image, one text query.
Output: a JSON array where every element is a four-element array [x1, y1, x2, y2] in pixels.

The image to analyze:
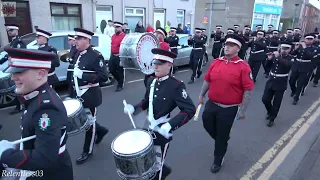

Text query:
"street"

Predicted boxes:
[[1, 62, 320, 180]]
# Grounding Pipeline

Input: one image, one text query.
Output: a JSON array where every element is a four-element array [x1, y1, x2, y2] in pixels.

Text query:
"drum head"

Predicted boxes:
[[63, 99, 81, 116], [113, 129, 152, 155]]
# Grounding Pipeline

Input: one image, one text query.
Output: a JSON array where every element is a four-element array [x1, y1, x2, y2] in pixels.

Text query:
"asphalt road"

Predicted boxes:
[[1, 61, 320, 180]]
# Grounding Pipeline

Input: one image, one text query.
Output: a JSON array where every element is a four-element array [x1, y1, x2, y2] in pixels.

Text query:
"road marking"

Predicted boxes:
[[241, 97, 320, 180], [257, 105, 320, 180], [176, 69, 190, 73], [127, 79, 144, 83]]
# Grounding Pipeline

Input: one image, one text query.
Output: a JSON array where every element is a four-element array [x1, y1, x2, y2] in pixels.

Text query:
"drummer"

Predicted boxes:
[[0, 48, 73, 179], [71, 28, 109, 164], [110, 21, 126, 92], [124, 48, 196, 179], [66, 34, 77, 94], [143, 27, 171, 88]]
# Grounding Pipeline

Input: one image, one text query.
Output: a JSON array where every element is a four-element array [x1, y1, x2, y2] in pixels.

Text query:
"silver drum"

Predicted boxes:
[[62, 98, 92, 136], [111, 129, 156, 180], [120, 33, 159, 75]]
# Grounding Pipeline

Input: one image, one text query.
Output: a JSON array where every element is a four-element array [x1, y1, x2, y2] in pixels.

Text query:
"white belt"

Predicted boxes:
[[149, 115, 170, 130], [270, 72, 289, 77], [76, 83, 99, 90], [296, 59, 311, 62], [48, 72, 55, 76], [268, 46, 278, 49], [170, 47, 178, 49], [59, 145, 66, 154], [214, 41, 221, 43], [193, 48, 202, 50], [251, 50, 265, 54], [214, 102, 240, 108]]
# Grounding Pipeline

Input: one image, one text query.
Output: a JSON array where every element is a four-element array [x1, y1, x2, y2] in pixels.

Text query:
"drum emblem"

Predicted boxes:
[[38, 113, 51, 131]]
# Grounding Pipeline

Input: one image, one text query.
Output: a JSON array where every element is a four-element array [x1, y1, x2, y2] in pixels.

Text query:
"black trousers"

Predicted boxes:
[[109, 54, 124, 87], [248, 60, 262, 82], [150, 130, 171, 180], [190, 50, 203, 80], [202, 100, 238, 158], [313, 62, 320, 84], [83, 107, 107, 153], [262, 84, 285, 121], [212, 43, 222, 59], [289, 71, 309, 101]]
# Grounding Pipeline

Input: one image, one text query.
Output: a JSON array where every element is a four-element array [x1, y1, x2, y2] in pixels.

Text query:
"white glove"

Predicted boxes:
[[0, 140, 15, 157], [124, 104, 135, 115], [74, 67, 83, 79], [156, 123, 173, 139]]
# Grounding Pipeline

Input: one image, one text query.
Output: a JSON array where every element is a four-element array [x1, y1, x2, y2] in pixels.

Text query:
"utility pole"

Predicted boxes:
[[207, 0, 214, 44]]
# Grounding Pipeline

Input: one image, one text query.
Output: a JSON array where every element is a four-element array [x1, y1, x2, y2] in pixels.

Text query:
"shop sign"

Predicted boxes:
[[254, 3, 282, 15]]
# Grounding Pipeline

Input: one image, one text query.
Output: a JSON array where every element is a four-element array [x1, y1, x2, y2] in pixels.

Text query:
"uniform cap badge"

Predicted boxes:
[[38, 113, 51, 131], [99, 60, 104, 67], [182, 89, 188, 99]]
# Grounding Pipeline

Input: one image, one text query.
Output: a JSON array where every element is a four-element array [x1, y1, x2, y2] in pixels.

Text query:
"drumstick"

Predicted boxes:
[[193, 103, 203, 121], [11, 135, 36, 145], [67, 69, 95, 73], [123, 100, 136, 129]]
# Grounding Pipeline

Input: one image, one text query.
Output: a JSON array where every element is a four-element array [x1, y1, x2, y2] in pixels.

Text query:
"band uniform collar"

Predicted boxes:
[[157, 75, 169, 82], [219, 56, 243, 63], [12, 36, 17, 40], [80, 46, 92, 55], [22, 82, 49, 101]]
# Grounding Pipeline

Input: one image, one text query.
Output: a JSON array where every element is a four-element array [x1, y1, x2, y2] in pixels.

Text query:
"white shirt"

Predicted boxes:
[[105, 26, 115, 37]]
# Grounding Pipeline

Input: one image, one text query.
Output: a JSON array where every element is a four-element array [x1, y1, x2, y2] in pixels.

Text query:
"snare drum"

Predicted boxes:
[[111, 129, 156, 180], [62, 98, 91, 136]]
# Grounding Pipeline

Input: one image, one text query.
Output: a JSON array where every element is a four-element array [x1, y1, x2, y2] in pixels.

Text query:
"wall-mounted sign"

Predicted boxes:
[[202, 16, 208, 24], [254, 4, 282, 15]]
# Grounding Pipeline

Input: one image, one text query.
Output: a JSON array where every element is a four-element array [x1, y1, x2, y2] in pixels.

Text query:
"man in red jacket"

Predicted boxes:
[[110, 22, 126, 92]]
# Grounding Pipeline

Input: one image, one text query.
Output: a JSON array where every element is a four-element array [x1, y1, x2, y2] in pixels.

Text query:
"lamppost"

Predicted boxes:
[[292, 3, 299, 28]]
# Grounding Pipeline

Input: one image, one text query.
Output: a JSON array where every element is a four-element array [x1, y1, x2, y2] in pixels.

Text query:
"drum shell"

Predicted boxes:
[[111, 130, 156, 179], [120, 33, 159, 75]]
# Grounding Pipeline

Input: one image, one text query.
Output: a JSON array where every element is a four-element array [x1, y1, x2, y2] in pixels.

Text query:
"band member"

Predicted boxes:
[[201, 28, 209, 65], [110, 22, 126, 92], [239, 25, 250, 59], [35, 28, 60, 87], [267, 24, 273, 33], [2, 24, 26, 115], [289, 33, 318, 105], [166, 27, 179, 55], [313, 33, 320, 87], [66, 34, 78, 94], [248, 30, 267, 83], [0, 48, 73, 179], [144, 27, 170, 88], [188, 28, 206, 84], [124, 48, 196, 179], [199, 34, 254, 173], [293, 28, 302, 42], [70, 28, 109, 164], [211, 25, 224, 59], [251, 25, 263, 37], [283, 29, 294, 42], [264, 30, 281, 77], [218, 28, 235, 58], [233, 25, 240, 35], [262, 42, 293, 127]]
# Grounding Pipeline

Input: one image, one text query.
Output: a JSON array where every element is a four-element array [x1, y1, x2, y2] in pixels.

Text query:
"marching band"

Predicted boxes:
[[0, 22, 320, 180]]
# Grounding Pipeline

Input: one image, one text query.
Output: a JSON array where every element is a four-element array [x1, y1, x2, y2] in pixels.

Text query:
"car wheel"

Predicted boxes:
[[0, 92, 17, 108]]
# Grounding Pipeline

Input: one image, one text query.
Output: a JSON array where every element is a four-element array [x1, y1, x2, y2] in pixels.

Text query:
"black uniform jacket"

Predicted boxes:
[[291, 45, 318, 72], [0, 83, 73, 180], [0, 36, 26, 64], [265, 54, 293, 91], [38, 44, 60, 85], [266, 37, 280, 53], [248, 38, 267, 60], [188, 36, 205, 49], [70, 46, 108, 108], [134, 76, 196, 132], [166, 35, 179, 55]]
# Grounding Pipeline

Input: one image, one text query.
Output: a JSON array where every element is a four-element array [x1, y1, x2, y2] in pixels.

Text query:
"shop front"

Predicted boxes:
[[251, 3, 283, 30]]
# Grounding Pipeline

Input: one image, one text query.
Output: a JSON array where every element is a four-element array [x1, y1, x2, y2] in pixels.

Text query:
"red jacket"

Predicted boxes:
[[159, 40, 170, 51], [111, 32, 126, 54]]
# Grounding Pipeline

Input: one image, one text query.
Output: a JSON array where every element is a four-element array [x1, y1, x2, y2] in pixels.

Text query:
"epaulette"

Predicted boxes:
[[38, 89, 54, 105]]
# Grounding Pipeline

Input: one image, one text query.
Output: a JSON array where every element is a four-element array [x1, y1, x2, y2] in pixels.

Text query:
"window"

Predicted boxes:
[[91, 36, 99, 47], [50, 3, 82, 30], [270, 15, 279, 28], [177, 10, 185, 27], [48, 36, 67, 51], [95, 6, 113, 34], [178, 36, 188, 46], [154, 9, 166, 28], [125, 8, 145, 33]]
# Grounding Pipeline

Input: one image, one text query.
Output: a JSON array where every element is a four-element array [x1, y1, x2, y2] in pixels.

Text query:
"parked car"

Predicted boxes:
[[0, 31, 114, 108]]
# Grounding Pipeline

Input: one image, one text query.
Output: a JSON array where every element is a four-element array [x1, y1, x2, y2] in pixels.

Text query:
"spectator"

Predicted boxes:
[[122, 23, 130, 34], [184, 23, 191, 34], [134, 21, 146, 33], [105, 20, 115, 37], [165, 21, 171, 33], [176, 23, 184, 34], [146, 24, 155, 33]]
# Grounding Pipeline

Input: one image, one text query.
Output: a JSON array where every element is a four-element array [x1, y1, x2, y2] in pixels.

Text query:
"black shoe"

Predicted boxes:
[[290, 92, 294, 97], [266, 113, 271, 120], [9, 108, 23, 115], [211, 156, 224, 173], [197, 72, 202, 78], [161, 164, 172, 179], [188, 79, 194, 84], [292, 100, 298, 105], [76, 152, 92, 165], [301, 92, 305, 96], [95, 128, 109, 144], [267, 120, 274, 127], [115, 85, 123, 92]]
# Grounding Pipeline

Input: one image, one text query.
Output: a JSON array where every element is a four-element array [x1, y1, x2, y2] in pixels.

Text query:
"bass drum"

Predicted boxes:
[[120, 33, 159, 75]]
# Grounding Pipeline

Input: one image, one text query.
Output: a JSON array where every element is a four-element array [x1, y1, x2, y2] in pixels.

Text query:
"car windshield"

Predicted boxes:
[[0, 33, 37, 52]]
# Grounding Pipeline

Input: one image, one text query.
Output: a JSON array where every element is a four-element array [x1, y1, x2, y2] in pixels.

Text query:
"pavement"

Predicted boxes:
[[1, 57, 320, 180]]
